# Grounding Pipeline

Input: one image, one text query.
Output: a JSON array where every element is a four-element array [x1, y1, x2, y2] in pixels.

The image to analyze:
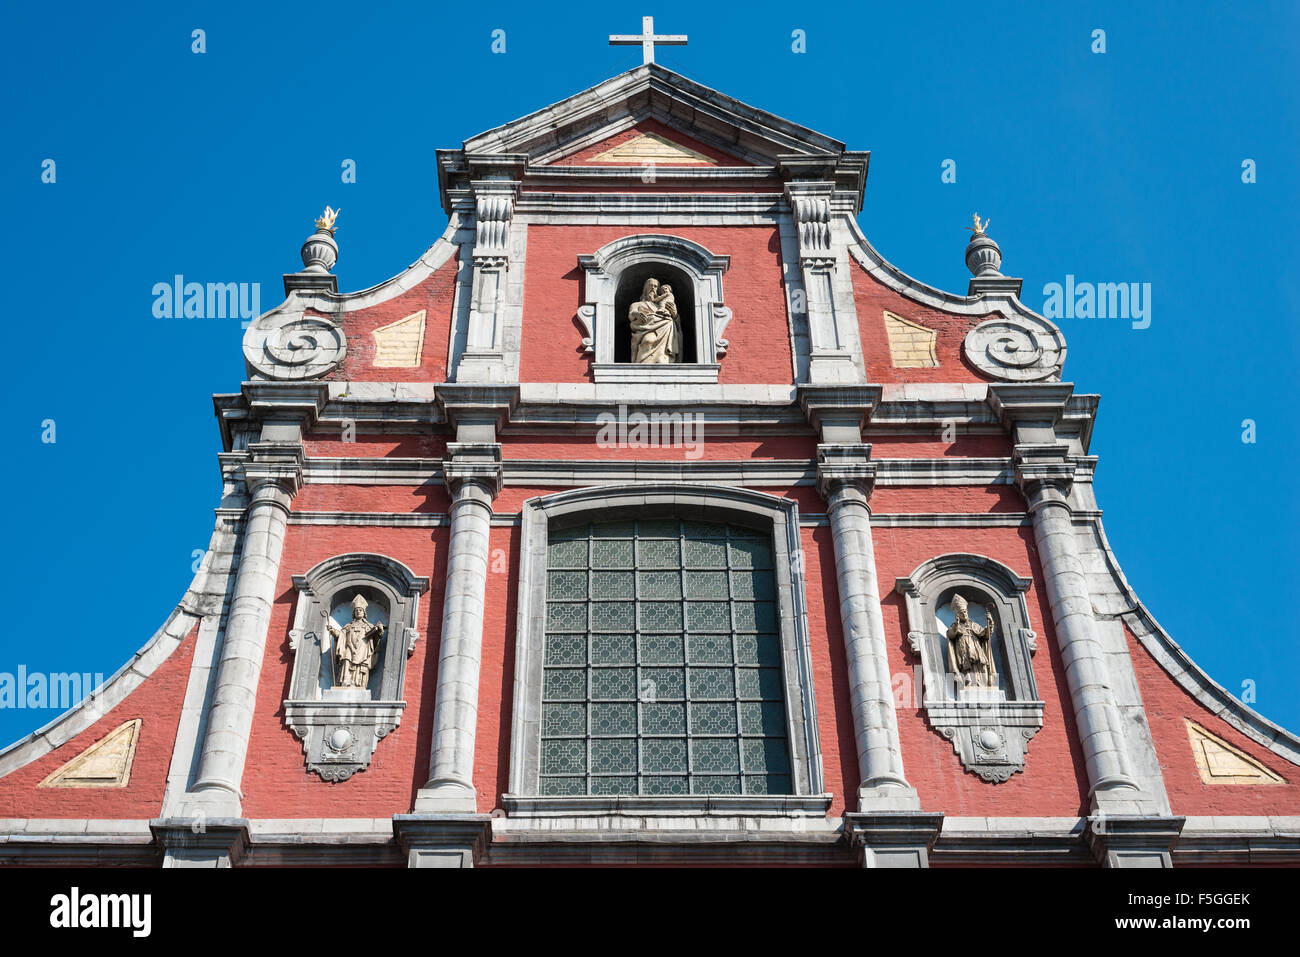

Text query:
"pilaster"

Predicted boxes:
[[456, 166, 523, 384]]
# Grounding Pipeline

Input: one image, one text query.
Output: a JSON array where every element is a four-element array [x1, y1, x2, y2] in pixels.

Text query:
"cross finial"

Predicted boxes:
[[609, 16, 687, 65]]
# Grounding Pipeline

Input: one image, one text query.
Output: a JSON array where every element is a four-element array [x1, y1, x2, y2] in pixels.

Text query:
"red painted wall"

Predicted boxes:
[[0, 624, 198, 819], [874, 526, 1092, 816], [1126, 625, 1300, 815], [239, 525, 448, 819], [852, 264, 998, 384], [323, 256, 458, 382]]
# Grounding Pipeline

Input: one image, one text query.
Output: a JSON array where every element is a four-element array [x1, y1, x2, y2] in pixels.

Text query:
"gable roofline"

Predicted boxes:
[[461, 63, 847, 159], [437, 64, 868, 214]]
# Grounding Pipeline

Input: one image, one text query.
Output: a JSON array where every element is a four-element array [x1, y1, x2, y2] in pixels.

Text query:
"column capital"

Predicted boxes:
[[243, 441, 305, 498], [987, 382, 1075, 444], [443, 442, 503, 501], [816, 443, 876, 502], [1012, 444, 1075, 510]]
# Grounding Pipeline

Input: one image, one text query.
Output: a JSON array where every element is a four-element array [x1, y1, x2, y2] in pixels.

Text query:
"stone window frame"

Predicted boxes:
[[283, 552, 429, 781], [895, 553, 1045, 783], [576, 234, 733, 384], [505, 484, 828, 815]]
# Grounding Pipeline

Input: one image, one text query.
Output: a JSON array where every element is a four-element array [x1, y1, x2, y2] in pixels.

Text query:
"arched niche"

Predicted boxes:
[[577, 234, 732, 383], [283, 553, 430, 782], [895, 553, 1045, 783]]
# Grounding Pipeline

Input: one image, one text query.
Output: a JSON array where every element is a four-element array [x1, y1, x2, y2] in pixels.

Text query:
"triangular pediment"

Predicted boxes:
[[39, 718, 141, 789], [1186, 720, 1285, 785], [456, 63, 850, 169], [551, 120, 743, 167]]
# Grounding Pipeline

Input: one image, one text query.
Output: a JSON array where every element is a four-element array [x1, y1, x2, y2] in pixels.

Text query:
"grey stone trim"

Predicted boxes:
[[454, 64, 847, 174], [1080, 515, 1300, 768], [1084, 814, 1185, 868], [591, 363, 722, 384], [286, 510, 1039, 530], [0, 497, 244, 783], [515, 196, 787, 221], [1173, 816, 1300, 865], [500, 794, 832, 817], [3, 815, 1296, 865], [393, 814, 493, 868], [508, 483, 825, 806], [296, 455, 1020, 488], [930, 815, 1091, 864]]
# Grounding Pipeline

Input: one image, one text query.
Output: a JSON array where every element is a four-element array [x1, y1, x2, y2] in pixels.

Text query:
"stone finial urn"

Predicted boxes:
[[300, 207, 340, 274], [964, 214, 1002, 277]]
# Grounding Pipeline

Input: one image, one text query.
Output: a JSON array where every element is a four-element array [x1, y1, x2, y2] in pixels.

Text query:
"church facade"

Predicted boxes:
[[2, 59, 1297, 868]]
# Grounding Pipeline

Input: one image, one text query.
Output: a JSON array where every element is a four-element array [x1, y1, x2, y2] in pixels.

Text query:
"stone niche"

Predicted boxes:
[[896, 553, 1045, 783], [283, 553, 429, 781], [576, 233, 733, 384]]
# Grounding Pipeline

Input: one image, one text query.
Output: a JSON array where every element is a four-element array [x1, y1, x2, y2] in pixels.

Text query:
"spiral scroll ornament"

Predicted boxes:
[[243, 309, 347, 380], [963, 315, 1065, 382]]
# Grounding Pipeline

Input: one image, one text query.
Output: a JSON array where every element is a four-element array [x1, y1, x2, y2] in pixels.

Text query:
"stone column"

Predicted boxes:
[[817, 445, 919, 809], [416, 445, 503, 812], [1014, 445, 1140, 805], [186, 443, 302, 819]]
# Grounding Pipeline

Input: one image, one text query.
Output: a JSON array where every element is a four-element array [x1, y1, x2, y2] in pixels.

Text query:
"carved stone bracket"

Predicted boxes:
[[284, 701, 405, 782], [928, 702, 1044, 783]]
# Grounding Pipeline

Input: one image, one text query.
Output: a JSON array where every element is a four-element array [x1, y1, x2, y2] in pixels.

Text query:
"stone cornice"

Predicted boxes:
[[239, 381, 329, 430]]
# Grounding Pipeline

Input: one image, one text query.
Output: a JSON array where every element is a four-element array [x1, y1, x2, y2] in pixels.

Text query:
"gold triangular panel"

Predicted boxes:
[[883, 311, 939, 368], [372, 310, 426, 368], [39, 718, 141, 789], [1186, 720, 1284, 785], [589, 132, 719, 166]]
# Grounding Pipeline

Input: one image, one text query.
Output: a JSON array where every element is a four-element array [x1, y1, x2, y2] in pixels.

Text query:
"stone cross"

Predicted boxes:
[[609, 16, 687, 65]]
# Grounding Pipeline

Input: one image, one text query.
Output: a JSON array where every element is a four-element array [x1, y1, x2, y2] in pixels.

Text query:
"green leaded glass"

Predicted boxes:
[[539, 518, 792, 796]]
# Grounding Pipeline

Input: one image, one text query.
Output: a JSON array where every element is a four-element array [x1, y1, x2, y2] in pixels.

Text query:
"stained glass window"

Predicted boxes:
[[540, 519, 791, 796]]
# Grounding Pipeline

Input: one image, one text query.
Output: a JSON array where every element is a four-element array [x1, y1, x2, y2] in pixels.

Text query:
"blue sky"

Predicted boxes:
[[0, 1, 1296, 747]]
